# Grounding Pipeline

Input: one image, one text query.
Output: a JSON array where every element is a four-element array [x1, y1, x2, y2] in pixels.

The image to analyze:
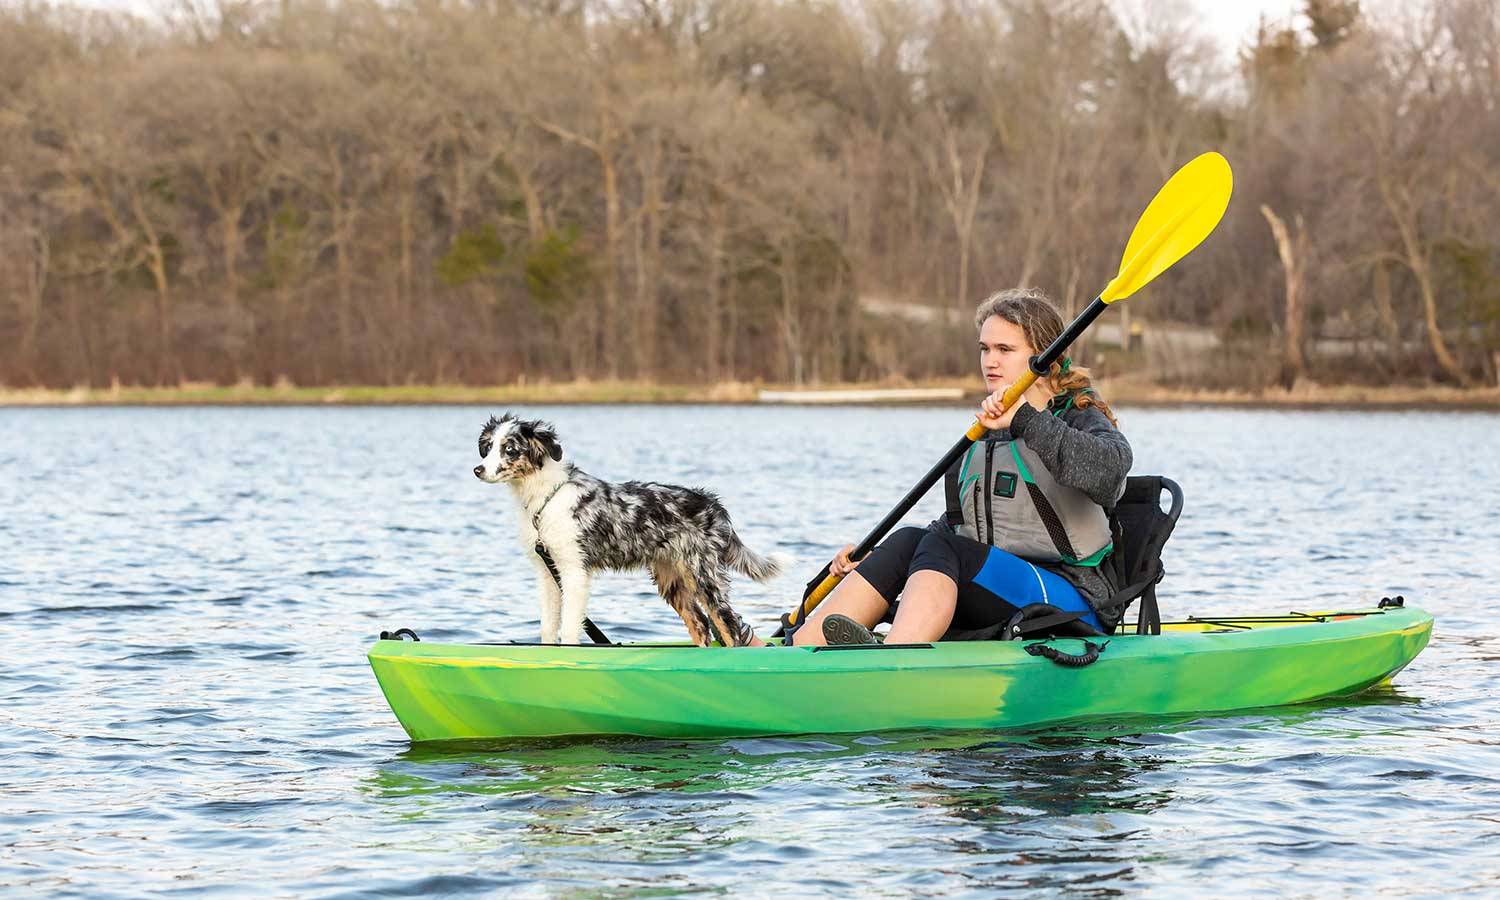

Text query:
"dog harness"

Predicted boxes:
[[527, 481, 612, 645], [529, 481, 569, 588]]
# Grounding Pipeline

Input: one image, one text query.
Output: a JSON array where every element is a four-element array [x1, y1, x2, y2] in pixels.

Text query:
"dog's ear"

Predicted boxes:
[[515, 419, 562, 464], [536, 427, 563, 462]]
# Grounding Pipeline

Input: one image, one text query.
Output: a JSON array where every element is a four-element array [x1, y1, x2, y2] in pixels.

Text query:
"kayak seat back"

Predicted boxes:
[[1098, 475, 1184, 636]]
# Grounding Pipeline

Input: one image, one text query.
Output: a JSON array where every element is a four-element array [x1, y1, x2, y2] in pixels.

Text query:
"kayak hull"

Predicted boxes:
[[367, 606, 1432, 742]]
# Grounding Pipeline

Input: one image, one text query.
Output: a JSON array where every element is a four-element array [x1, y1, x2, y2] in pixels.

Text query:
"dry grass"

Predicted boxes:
[[0, 380, 759, 406], [1100, 377, 1500, 410], [2, 377, 1496, 409]]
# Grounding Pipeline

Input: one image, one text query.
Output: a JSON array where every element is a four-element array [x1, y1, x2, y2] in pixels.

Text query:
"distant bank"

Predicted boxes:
[[2, 380, 1497, 410]]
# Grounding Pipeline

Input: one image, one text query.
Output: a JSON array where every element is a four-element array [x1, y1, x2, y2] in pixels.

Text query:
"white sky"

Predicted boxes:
[[49, 0, 1308, 58], [1190, 0, 1305, 50]]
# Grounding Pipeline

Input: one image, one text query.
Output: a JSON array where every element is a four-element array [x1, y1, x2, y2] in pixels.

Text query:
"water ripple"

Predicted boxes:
[[2, 405, 1497, 897]]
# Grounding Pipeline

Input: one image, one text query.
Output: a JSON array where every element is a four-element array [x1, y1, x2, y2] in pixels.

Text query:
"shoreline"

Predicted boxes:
[[1, 379, 1497, 410]]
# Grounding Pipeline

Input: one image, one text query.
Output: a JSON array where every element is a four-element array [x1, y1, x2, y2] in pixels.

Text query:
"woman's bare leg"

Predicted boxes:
[[884, 570, 958, 644], [790, 571, 890, 646]]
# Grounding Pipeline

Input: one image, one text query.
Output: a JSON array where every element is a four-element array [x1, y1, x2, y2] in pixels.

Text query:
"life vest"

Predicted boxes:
[[943, 406, 1115, 567]]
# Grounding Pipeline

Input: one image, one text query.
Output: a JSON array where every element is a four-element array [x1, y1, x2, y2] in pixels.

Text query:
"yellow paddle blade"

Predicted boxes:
[[1101, 151, 1233, 303]]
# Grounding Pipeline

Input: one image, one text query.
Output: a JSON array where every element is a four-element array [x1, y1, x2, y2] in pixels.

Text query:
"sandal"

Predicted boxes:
[[821, 614, 878, 645]]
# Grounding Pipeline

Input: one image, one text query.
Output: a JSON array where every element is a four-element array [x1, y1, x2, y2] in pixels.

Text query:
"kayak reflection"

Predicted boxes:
[[358, 686, 1422, 893]]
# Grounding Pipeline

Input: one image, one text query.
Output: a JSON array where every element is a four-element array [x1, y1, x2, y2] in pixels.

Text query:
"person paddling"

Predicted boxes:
[[792, 288, 1132, 646]]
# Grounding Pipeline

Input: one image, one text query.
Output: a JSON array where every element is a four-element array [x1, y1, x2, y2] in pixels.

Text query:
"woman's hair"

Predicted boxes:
[[973, 287, 1119, 427]]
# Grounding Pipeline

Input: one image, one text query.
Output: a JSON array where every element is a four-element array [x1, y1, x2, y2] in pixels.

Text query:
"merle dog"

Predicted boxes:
[[474, 414, 786, 646]]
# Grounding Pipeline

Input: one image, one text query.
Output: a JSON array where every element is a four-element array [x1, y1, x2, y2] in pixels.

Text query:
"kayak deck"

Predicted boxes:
[[368, 606, 1432, 742]]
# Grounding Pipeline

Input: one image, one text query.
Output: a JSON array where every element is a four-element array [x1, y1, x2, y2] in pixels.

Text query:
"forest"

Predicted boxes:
[[1, 0, 1497, 390]]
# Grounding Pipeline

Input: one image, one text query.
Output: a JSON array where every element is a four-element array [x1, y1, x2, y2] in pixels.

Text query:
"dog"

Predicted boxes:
[[473, 413, 787, 646]]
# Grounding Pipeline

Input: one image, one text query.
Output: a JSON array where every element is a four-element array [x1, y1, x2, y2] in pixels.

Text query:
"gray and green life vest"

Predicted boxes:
[[944, 428, 1115, 567]]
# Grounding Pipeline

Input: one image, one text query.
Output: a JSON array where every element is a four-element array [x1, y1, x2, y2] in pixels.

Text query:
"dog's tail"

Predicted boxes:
[[726, 535, 793, 583]]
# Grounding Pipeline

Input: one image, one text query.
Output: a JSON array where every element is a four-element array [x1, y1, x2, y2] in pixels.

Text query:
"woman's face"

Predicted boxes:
[[979, 315, 1036, 392]]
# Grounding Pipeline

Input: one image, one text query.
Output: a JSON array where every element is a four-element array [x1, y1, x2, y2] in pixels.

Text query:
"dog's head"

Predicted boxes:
[[474, 413, 563, 483]]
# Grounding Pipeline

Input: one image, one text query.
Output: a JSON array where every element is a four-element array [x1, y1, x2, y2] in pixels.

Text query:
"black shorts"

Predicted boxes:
[[850, 526, 1100, 631]]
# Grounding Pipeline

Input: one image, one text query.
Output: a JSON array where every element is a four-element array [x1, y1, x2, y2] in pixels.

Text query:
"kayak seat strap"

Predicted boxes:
[[942, 603, 1102, 642], [1096, 476, 1183, 636]]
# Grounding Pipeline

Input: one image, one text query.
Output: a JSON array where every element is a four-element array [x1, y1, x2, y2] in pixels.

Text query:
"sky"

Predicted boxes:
[[1189, 0, 1304, 51]]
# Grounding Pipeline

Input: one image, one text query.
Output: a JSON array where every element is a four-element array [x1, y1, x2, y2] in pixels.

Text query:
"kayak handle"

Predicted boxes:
[[379, 628, 421, 642], [1024, 639, 1108, 668]]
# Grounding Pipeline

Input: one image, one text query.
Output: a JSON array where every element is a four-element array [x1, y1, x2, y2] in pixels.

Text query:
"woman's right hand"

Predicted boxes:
[[830, 543, 859, 577], [979, 388, 1027, 431]]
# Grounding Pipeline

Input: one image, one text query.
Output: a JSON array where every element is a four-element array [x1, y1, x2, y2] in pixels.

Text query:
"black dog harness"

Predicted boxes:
[[527, 483, 612, 645], [529, 481, 568, 590]]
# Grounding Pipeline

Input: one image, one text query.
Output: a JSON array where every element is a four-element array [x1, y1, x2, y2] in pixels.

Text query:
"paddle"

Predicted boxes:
[[776, 151, 1234, 637]]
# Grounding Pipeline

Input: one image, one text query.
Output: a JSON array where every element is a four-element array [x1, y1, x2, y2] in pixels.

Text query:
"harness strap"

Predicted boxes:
[[529, 482, 612, 645], [940, 603, 1098, 642], [530, 479, 569, 587], [1024, 480, 1079, 561], [582, 618, 612, 644], [530, 480, 567, 531], [1005, 608, 1090, 639], [945, 448, 970, 528], [534, 541, 564, 588], [984, 441, 995, 545]]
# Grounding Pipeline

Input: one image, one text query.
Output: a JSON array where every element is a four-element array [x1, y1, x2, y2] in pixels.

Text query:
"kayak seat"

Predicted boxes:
[[1097, 475, 1184, 636]]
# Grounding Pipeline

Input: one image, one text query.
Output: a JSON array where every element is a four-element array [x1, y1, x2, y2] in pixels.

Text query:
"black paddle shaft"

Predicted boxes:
[[1047, 297, 1109, 366], [777, 297, 1110, 635], [791, 430, 979, 601]]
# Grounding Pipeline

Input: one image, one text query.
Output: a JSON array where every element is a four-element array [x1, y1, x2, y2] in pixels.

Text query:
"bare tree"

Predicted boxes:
[[1260, 205, 1309, 387]]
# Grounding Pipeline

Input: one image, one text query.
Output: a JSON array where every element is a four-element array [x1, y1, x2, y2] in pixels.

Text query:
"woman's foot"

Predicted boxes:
[[822, 614, 878, 645]]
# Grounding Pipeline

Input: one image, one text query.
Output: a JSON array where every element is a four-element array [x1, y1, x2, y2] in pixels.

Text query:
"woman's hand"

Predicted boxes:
[[978, 388, 1028, 431], [830, 543, 861, 577]]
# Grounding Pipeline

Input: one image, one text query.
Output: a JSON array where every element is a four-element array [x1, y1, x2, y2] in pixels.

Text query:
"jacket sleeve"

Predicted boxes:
[[1008, 402, 1132, 507], [925, 516, 955, 534]]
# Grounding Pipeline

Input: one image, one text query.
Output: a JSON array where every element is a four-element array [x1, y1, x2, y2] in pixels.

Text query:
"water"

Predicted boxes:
[[2, 404, 1498, 897]]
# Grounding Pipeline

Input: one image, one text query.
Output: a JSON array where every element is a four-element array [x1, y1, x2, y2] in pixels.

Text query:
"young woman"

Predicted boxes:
[[792, 287, 1132, 646]]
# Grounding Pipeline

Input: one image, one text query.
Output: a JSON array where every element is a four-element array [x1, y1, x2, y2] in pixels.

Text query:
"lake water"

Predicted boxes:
[[3, 404, 1498, 897]]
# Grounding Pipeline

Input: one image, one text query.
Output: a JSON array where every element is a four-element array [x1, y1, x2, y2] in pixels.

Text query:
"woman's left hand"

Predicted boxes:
[[978, 388, 1027, 430]]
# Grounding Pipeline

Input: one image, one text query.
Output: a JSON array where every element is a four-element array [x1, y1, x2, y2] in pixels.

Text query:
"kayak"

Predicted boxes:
[[367, 604, 1432, 742]]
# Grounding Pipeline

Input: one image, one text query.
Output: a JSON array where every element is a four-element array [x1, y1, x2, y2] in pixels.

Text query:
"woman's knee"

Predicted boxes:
[[910, 530, 962, 578], [850, 528, 926, 604], [883, 526, 926, 556]]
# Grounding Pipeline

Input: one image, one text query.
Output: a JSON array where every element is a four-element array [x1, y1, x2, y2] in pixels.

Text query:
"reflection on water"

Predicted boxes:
[[375, 729, 1174, 811], [3, 405, 1498, 896], [360, 688, 1439, 895], [368, 728, 1176, 894]]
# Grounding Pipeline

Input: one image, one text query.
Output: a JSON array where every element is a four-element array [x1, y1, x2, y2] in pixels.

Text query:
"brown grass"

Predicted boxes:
[[2, 377, 1495, 409]]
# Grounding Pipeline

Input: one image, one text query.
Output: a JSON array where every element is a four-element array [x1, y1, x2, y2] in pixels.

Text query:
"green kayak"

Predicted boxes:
[[367, 605, 1432, 742]]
